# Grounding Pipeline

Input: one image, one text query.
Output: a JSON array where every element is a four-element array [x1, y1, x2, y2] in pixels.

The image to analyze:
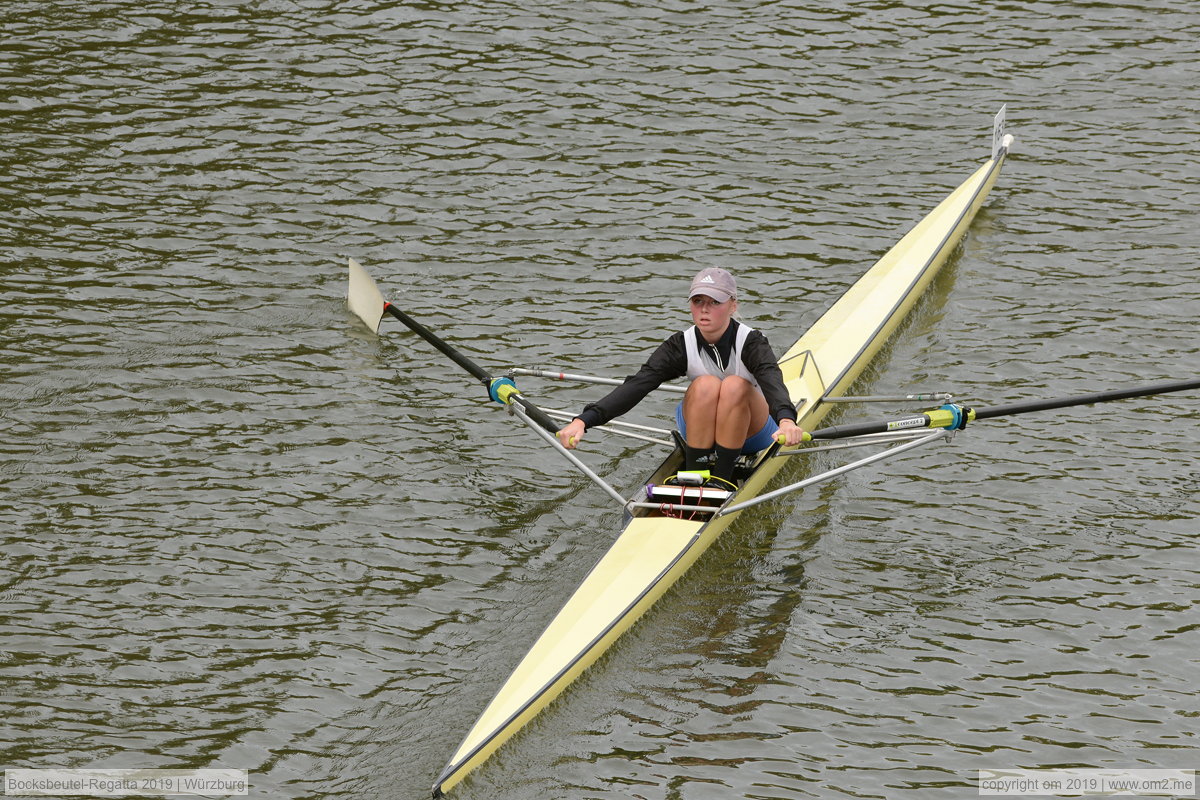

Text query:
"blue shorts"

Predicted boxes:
[[675, 402, 779, 454]]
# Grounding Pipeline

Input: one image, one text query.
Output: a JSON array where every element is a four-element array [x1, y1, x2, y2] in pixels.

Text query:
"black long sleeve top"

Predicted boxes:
[[576, 319, 798, 430]]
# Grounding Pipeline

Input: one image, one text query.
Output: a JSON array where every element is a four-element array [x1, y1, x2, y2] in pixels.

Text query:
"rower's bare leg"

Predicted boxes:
[[681, 376, 721, 470], [682, 375, 722, 450], [711, 377, 770, 481], [712, 376, 767, 448], [682, 376, 770, 479], [715, 387, 749, 448]]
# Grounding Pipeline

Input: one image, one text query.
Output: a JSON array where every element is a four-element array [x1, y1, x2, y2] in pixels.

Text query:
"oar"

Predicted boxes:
[[346, 257, 560, 434], [805, 377, 1200, 442], [729, 377, 1199, 517]]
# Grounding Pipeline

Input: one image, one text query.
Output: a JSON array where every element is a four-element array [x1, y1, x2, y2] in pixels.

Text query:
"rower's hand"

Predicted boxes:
[[774, 419, 807, 447], [556, 418, 586, 450]]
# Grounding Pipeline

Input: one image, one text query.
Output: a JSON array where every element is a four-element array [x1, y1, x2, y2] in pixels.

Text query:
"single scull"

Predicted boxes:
[[349, 106, 1016, 795]]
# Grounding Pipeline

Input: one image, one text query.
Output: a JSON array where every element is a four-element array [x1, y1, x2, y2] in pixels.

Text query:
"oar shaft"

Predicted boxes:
[[808, 416, 924, 441], [808, 377, 1200, 442], [507, 394, 562, 435], [973, 377, 1200, 421], [383, 303, 561, 434], [385, 303, 491, 386]]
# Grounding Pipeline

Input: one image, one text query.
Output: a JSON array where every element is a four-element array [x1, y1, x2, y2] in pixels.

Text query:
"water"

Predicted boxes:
[[2, 1, 1197, 798]]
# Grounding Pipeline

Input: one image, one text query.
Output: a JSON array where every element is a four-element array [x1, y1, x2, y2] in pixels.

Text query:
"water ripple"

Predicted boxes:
[[3, 0, 1199, 798]]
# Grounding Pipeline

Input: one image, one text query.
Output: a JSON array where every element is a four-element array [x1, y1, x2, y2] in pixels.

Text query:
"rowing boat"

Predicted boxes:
[[422, 109, 1013, 796], [348, 107, 1015, 795], [342, 108, 1200, 796]]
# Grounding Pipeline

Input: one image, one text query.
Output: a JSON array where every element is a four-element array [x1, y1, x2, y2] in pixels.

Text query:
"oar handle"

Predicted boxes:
[[384, 303, 560, 434], [807, 414, 939, 441], [509, 397, 563, 436]]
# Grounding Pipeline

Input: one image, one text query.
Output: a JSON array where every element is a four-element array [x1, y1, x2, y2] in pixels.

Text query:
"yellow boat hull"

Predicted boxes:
[[434, 138, 1012, 797]]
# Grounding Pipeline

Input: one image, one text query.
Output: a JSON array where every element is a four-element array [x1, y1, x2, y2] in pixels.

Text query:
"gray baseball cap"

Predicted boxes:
[[689, 267, 736, 303]]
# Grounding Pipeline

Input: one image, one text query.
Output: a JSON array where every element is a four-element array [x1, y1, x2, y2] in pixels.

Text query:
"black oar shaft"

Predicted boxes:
[[808, 417, 913, 441], [516, 402, 562, 435], [383, 303, 560, 434], [386, 304, 490, 385], [807, 377, 1200, 442], [973, 377, 1200, 421]]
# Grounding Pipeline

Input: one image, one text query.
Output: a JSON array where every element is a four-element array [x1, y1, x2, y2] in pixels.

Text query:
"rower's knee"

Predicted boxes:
[[717, 376, 754, 406], [687, 375, 723, 405]]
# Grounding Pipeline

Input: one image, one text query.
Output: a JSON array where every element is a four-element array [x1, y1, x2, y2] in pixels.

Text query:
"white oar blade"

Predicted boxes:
[[347, 257, 386, 334]]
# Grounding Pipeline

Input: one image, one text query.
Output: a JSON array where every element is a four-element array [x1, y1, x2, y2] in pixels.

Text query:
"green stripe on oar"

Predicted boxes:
[[807, 377, 1200, 441], [346, 258, 560, 433]]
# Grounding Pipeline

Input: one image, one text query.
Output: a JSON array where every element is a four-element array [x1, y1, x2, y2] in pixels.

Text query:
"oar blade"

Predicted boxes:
[[347, 257, 386, 334]]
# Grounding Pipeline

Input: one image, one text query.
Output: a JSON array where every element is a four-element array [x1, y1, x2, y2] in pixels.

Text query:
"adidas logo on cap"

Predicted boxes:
[[688, 267, 736, 301]]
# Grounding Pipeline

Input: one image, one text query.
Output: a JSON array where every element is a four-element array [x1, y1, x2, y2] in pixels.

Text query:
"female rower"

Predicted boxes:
[[555, 267, 805, 483]]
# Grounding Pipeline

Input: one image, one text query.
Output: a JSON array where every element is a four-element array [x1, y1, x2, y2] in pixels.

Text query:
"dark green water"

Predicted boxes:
[[3, 2, 1197, 798]]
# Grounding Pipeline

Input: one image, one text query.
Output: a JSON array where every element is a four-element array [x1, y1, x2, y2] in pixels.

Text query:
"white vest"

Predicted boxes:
[[683, 324, 759, 388]]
